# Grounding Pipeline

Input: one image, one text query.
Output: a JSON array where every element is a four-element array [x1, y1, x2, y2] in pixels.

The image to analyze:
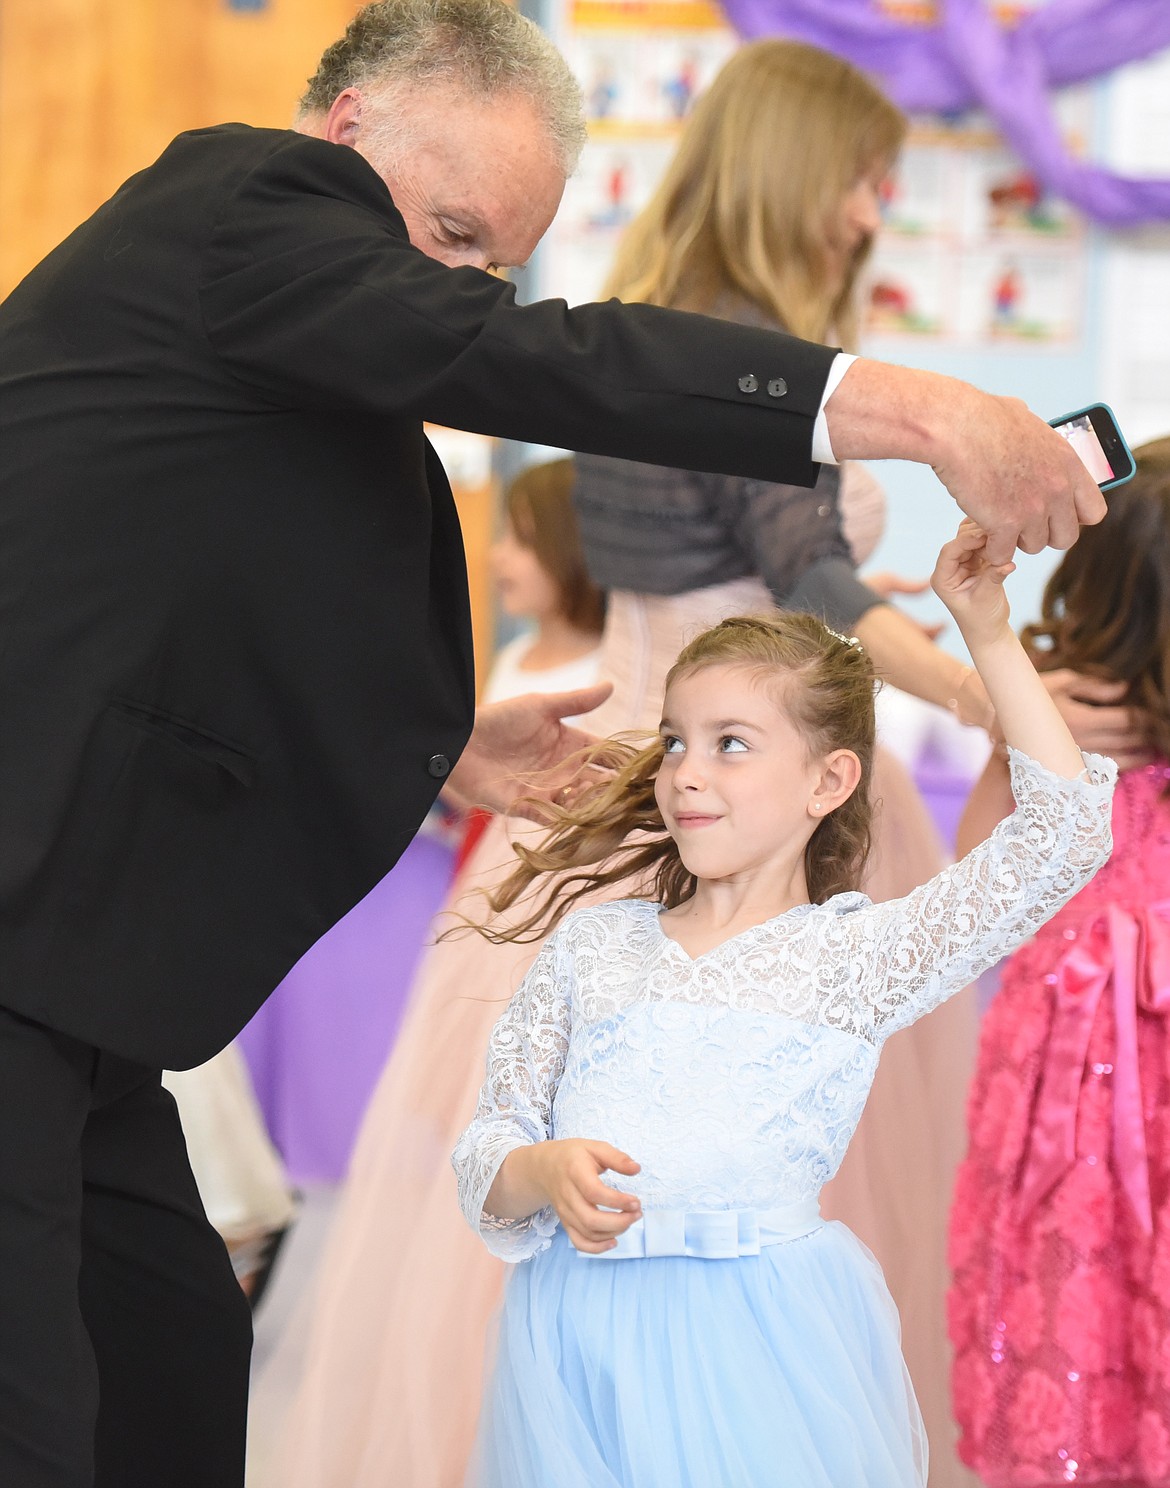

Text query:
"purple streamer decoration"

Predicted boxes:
[[717, 0, 1170, 225]]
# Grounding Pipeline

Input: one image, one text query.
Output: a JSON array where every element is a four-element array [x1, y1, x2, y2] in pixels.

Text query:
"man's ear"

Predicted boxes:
[[322, 88, 363, 148], [808, 749, 862, 818]]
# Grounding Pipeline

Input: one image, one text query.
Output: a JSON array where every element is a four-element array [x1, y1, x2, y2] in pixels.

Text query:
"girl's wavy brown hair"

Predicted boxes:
[[1021, 436, 1170, 780], [478, 612, 877, 943]]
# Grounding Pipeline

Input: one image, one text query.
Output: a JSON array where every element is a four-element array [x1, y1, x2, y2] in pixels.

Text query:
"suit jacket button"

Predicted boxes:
[[767, 377, 788, 398], [737, 374, 759, 394], [427, 753, 451, 779]]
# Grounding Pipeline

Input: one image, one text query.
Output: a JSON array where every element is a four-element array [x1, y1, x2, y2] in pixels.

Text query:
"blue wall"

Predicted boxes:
[[861, 242, 1106, 657]]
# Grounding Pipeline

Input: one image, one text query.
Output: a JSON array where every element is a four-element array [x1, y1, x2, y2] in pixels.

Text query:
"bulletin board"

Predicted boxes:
[[864, 97, 1092, 348], [538, 0, 1095, 357], [539, 0, 739, 306]]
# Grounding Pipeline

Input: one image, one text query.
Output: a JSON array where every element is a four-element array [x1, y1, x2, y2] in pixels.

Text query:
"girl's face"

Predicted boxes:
[[489, 521, 562, 622], [655, 663, 857, 886]]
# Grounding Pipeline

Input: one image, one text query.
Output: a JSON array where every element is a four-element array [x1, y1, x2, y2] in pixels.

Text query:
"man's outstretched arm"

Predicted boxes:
[[823, 358, 1106, 564]]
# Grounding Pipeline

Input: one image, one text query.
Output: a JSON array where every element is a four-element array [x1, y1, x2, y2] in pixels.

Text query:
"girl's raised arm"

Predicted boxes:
[[931, 521, 1085, 779], [839, 521, 1116, 1042]]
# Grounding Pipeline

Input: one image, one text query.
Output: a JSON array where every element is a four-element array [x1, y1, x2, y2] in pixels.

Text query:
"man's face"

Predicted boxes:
[[358, 86, 567, 273]]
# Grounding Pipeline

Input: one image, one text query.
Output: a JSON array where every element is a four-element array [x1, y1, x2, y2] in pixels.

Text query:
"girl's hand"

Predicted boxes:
[[931, 520, 1015, 648], [528, 1139, 642, 1254]]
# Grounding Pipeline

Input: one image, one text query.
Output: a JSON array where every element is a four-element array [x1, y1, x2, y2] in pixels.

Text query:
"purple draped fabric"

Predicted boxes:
[[718, 0, 1170, 225], [238, 833, 455, 1184]]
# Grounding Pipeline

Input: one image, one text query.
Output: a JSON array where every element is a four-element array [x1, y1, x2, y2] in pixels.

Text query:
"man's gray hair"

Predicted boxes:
[[298, 0, 585, 174]]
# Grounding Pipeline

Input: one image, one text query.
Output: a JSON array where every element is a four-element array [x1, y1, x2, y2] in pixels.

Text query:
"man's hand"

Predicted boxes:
[[444, 682, 613, 817], [930, 388, 1104, 562], [824, 360, 1106, 563]]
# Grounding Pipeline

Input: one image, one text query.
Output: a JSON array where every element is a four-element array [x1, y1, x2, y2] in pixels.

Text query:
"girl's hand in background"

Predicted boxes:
[[1038, 670, 1155, 771], [863, 570, 946, 641]]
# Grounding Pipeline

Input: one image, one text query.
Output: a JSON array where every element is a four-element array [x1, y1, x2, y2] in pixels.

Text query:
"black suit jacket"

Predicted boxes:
[[0, 125, 836, 1068]]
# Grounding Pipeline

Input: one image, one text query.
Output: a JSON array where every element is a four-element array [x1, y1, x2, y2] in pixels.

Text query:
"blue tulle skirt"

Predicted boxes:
[[470, 1222, 927, 1488]]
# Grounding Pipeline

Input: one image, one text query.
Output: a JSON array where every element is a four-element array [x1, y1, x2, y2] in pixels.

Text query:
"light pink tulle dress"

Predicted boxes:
[[950, 761, 1170, 1488], [272, 508, 979, 1486]]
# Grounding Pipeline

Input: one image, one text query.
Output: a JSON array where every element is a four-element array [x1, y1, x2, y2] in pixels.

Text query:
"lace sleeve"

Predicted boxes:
[[450, 929, 573, 1262], [862, 747, 1116, 1039]]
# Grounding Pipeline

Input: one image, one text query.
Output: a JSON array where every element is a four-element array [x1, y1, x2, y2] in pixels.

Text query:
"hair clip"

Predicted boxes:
[[823, 624, 864, 653]]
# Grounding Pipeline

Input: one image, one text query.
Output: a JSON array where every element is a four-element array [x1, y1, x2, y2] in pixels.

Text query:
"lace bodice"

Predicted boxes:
[[453, 750, 1116, 1261]]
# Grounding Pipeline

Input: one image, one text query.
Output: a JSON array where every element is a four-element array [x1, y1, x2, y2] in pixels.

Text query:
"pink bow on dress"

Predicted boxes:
[[1016, 900, 1170, 1234]]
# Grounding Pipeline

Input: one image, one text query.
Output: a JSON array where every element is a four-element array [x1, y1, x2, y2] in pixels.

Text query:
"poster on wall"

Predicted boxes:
[[540, 135, 679, 304], [540, 0, 737, 306], [863, 108, 1090, 348]]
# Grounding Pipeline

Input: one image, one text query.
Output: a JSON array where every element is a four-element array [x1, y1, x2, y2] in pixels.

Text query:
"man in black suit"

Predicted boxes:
[[0, 1, 1101, 1483]]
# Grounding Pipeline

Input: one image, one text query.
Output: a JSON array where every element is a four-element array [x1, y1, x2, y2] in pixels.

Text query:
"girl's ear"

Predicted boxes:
[[807, 749, 862, 818]]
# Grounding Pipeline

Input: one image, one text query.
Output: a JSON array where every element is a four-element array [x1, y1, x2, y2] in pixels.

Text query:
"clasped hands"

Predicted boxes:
[[932, 519, 1152, 769]]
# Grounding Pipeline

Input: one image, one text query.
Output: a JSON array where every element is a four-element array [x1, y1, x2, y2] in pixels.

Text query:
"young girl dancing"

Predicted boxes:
[[949, 439, 1170, 1488], [453, 522, 1116, 1487]]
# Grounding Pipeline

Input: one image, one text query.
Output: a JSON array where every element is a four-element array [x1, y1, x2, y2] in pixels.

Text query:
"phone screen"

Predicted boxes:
[[1055, 413, 1115, 484]]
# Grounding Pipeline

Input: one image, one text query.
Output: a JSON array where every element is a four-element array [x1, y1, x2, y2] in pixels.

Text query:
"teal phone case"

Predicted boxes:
[[1049, 402, 1136, 491]]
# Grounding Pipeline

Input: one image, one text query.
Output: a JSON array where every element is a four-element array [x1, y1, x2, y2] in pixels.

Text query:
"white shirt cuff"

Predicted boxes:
[[811, 353, 857, 465]]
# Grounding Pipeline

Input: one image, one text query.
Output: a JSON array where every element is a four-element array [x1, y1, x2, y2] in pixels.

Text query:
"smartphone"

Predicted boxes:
[[1049, 403, 1136, 491]]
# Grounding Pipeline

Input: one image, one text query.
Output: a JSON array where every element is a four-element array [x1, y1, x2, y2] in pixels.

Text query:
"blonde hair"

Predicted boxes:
[[603, 40, 905, 347], [480, 612, 877, 942]]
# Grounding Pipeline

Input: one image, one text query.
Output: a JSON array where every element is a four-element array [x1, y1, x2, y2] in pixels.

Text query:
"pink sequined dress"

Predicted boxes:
[[949, 760, 1170, 1487]]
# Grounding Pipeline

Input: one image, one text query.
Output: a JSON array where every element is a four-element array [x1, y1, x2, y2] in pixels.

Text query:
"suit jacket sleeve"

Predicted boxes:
[[198, 133, 838, 486]]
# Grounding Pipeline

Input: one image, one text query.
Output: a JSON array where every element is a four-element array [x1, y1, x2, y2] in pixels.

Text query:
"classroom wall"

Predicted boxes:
[[0, 0, 498, 680], [862, 57, 1170, 651], [0, 0, 359, 299]]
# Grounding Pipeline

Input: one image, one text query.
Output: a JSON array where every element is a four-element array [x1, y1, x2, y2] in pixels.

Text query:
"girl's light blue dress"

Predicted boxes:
[[453, 751, 1115, 1488]]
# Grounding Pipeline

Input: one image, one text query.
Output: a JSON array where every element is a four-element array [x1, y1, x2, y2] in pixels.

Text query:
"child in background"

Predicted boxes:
[[268, 458, 604, 1488], [454, 522, 1115, 1488], [949, 440, 1170, 1488], [481, 458, 606, 709], [456, 458, 606, 868]]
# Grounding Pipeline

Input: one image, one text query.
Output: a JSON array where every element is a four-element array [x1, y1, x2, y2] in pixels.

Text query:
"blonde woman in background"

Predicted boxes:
[[273, 43, 1005, 1486]]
